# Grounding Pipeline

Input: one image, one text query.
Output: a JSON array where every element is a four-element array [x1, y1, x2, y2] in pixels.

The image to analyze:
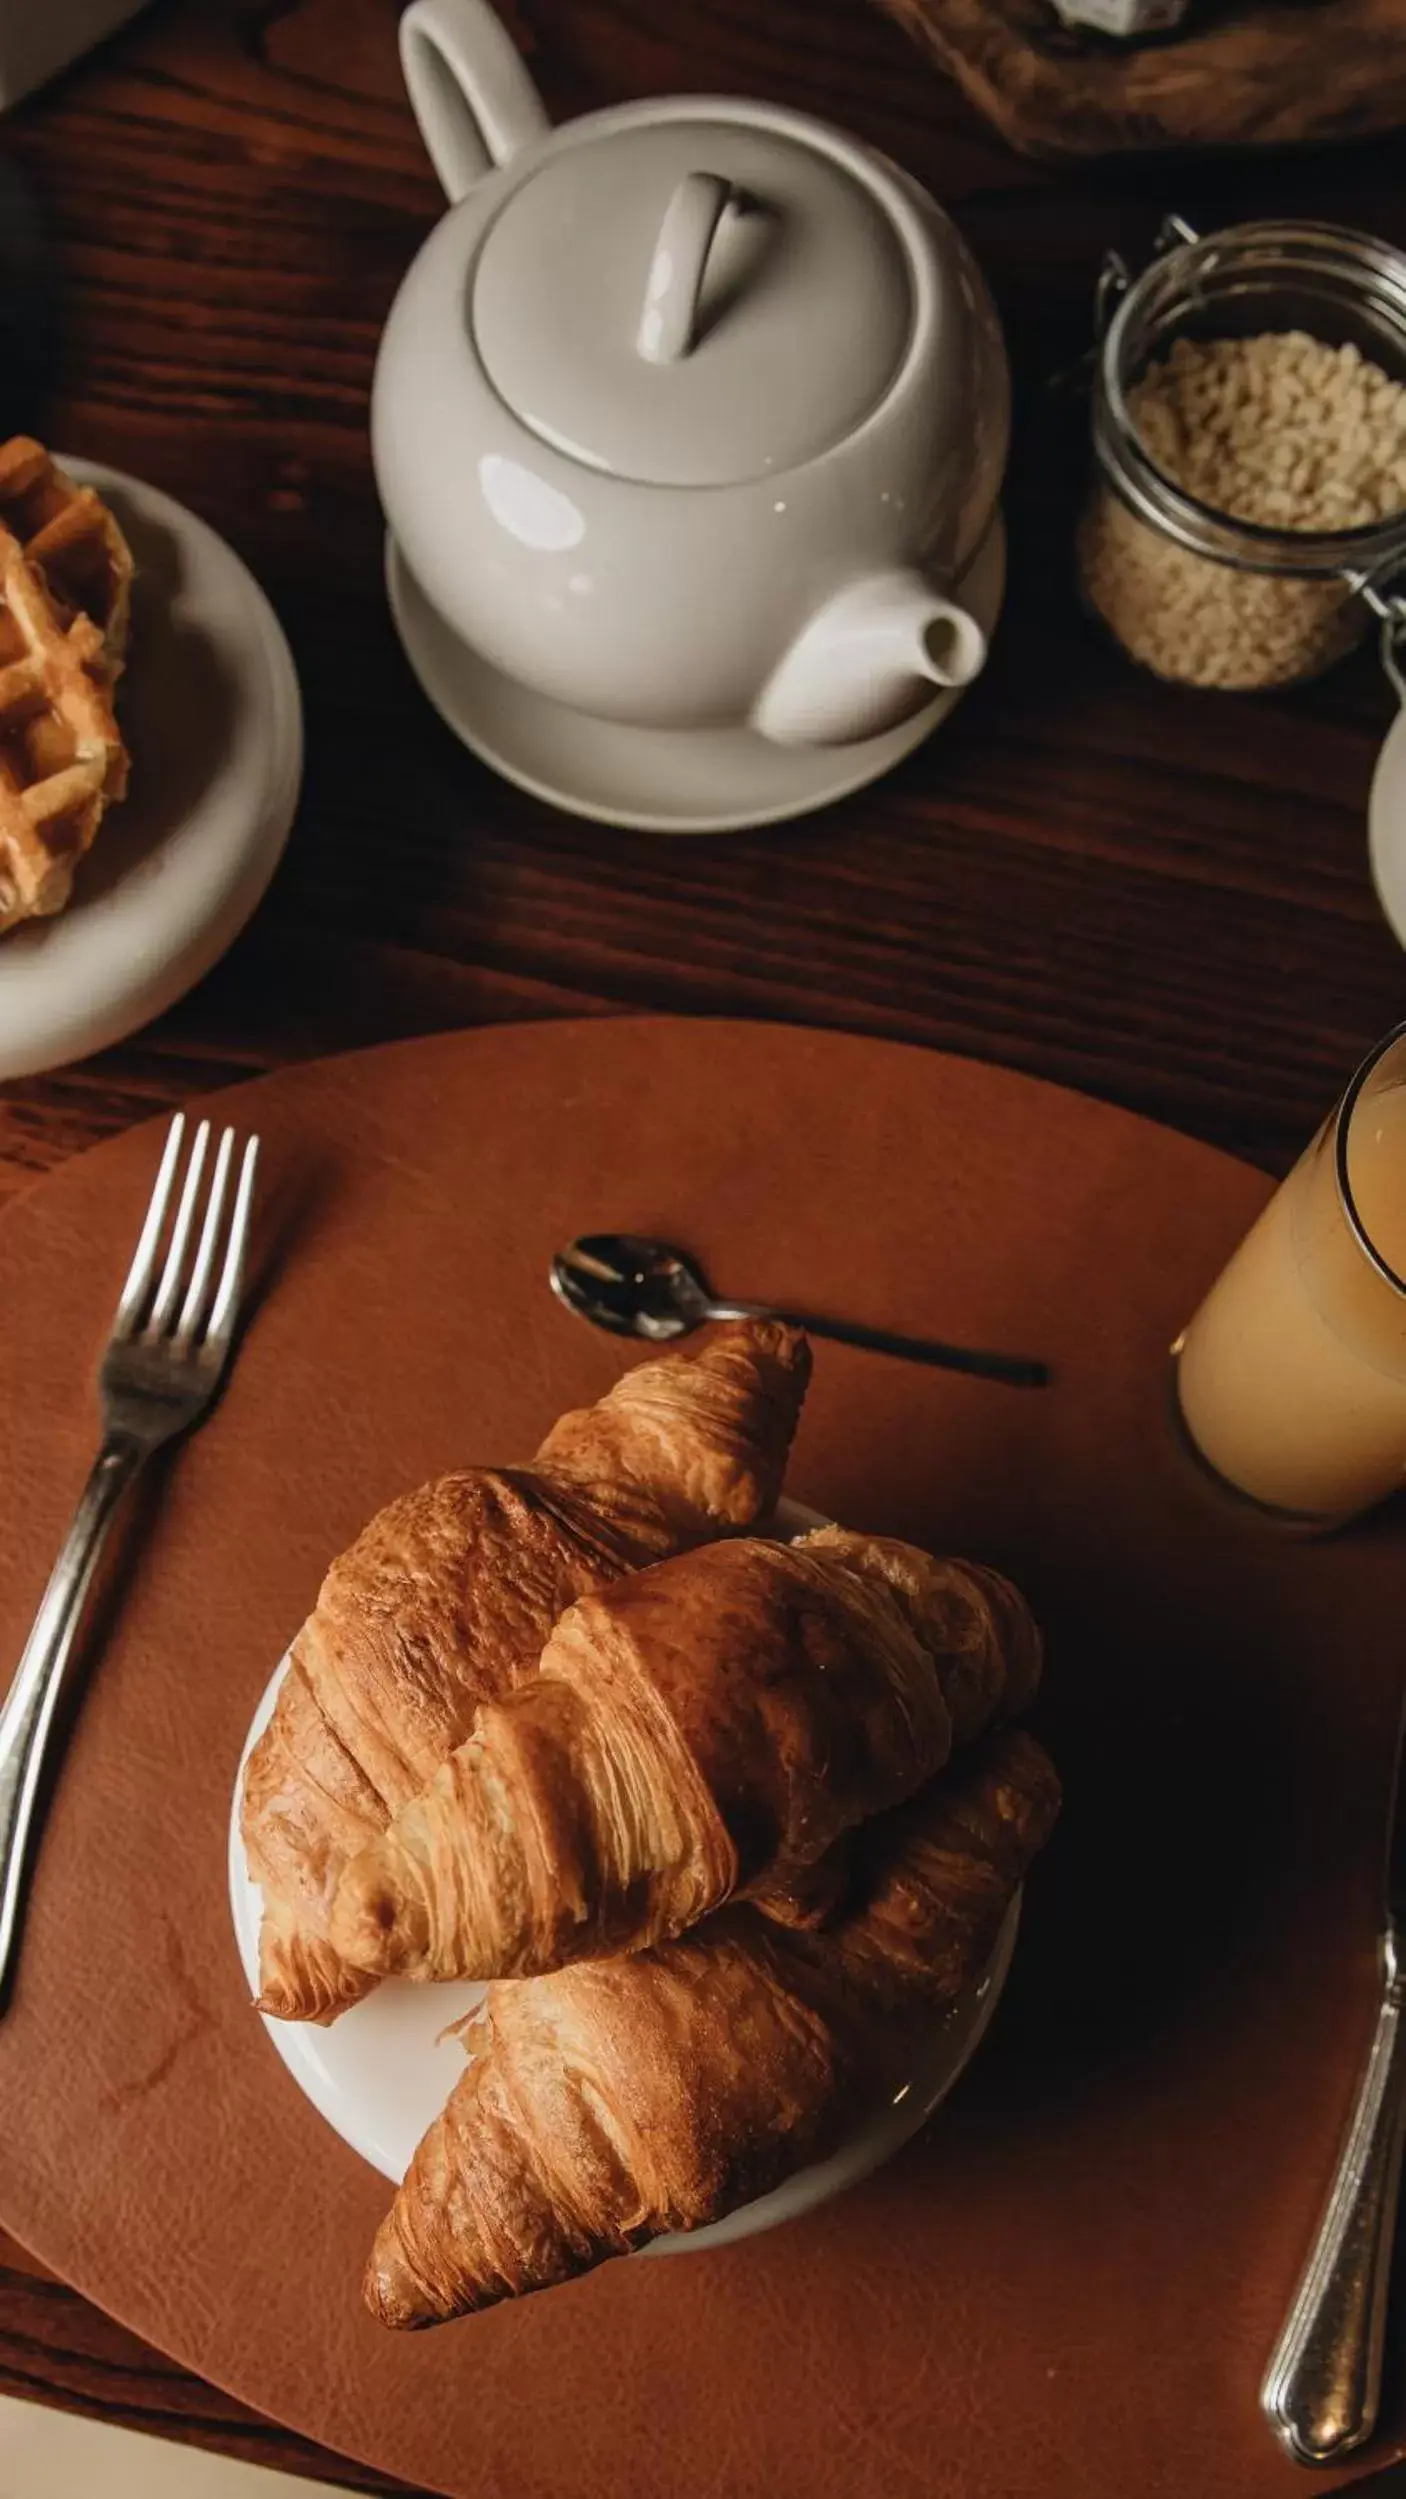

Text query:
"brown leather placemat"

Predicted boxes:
[[0, 1015, 1399, 2499]]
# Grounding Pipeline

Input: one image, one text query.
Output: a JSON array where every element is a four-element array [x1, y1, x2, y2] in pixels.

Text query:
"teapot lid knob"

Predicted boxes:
[[636, 173, 738, 366]]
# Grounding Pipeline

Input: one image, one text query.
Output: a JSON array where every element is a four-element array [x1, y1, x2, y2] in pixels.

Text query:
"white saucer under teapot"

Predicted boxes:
[[376, 0, 1011, 832]]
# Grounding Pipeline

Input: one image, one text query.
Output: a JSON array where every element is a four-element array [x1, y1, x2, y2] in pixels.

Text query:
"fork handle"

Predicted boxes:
[[0, 1433, 144, 2001], [1261, 1939, 1406, 2464]]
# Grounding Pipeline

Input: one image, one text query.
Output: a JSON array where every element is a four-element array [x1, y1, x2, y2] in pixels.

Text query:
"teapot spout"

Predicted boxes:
[[753, 567, 987, 750]]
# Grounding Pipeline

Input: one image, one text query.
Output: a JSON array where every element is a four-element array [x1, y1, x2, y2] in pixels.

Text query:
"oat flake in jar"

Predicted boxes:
[[1077, 218, 1406, 692]]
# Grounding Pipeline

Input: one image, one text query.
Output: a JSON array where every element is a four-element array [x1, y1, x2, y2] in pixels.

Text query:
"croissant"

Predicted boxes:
[[366, 1723, 1060, 2324], [241, 1322, 810, 2022], [329, 1524, 1041, 1987]]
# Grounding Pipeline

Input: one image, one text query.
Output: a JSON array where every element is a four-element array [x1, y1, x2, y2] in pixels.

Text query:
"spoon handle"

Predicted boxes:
[[707, 1301, 1048, 1389], [1261, 1937, 1406, 2463]]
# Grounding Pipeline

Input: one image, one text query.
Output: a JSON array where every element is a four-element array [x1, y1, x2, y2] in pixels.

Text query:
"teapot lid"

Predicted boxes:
[[469, 112, 915, 489]]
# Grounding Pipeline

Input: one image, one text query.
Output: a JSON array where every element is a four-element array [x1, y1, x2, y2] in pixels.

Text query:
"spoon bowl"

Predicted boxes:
[[550, 1234, 719, 1341]]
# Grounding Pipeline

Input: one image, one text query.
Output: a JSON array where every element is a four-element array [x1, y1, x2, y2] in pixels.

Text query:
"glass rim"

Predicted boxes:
[[1334, 1018, 1406, 1299]]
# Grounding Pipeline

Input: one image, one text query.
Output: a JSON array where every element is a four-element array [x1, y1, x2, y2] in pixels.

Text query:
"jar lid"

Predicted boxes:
[[470, 117, 914, 489]]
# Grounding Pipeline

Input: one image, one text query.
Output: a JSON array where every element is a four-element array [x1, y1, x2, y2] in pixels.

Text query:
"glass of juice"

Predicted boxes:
[[1173, 1022, 1406, 1525]]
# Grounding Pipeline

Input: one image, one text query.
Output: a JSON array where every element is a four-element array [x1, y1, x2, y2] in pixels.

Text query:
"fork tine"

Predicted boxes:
[[113, 1113, 186, 1337], [147, 1119, 210, 1335], [205, 1135, 259, 1349], [174, 1127, 236, 1345]]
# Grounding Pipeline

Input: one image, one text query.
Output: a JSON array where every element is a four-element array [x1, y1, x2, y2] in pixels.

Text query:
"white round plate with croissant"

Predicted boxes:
[[228, 1498, 1020, 2243], [232, 1323, 1060, 2324]]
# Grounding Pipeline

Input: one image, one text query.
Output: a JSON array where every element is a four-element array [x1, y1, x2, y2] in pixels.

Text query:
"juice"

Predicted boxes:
[[1174, 1077, 1406, 1521]]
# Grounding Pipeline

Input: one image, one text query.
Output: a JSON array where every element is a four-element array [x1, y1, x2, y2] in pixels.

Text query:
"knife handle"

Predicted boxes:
[[1261, 1938, 1406, 2465]]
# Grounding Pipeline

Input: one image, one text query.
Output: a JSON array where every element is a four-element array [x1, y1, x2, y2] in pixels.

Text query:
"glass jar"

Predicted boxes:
[[1078, 218, 1406, 692]]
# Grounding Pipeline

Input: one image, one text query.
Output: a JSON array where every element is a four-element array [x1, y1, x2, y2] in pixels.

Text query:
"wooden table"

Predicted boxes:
[[1, 0, 1404, 2488]]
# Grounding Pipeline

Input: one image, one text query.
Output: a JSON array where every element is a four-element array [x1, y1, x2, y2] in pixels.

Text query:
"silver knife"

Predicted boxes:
[[1261, 1703, 1406, 2464]]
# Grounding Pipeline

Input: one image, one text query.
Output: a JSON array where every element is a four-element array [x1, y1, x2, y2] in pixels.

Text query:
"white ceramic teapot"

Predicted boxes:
[[375, 0, 1010, 819]]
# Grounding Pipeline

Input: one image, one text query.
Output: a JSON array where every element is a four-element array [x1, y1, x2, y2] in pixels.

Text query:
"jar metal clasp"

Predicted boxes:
[[1094, 214, 1200, 348], [1354, 566, 1406, 707], [1051, 213, 1201, 397]]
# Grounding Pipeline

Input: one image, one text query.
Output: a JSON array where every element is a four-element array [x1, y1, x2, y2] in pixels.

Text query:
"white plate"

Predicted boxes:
[[1369, 701, 1406, 949], [0, 458, 303, 1081], [229, 1502, 1018, 2250], [385, 513, 1006, 837]]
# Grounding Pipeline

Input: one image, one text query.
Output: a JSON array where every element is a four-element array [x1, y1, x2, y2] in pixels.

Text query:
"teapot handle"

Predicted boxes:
[[400, 0, 550, 203]]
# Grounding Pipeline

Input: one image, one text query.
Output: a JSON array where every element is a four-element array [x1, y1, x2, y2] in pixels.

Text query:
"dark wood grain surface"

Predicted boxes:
[[2, 0, 1406, 2490], [877, 0, 1406, 162]]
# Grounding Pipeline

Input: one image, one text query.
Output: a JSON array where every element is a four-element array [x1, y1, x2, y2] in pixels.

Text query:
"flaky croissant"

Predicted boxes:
[[366, 1724, 1060, 2324], [241, 1322, 810, 2022], [329, 1525, 1041, 1987]]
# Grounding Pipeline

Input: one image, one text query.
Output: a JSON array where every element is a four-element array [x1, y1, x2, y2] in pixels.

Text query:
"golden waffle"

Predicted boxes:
[[0, 435, 134, 676], [0, 527, 129, 936]]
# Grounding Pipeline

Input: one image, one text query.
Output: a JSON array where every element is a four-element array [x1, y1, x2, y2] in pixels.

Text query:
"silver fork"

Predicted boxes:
[[0, 1112, 259, 2000]]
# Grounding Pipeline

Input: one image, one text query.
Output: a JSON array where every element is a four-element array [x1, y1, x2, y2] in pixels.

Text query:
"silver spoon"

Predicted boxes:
[[550, 1234, 1048, 1389]]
